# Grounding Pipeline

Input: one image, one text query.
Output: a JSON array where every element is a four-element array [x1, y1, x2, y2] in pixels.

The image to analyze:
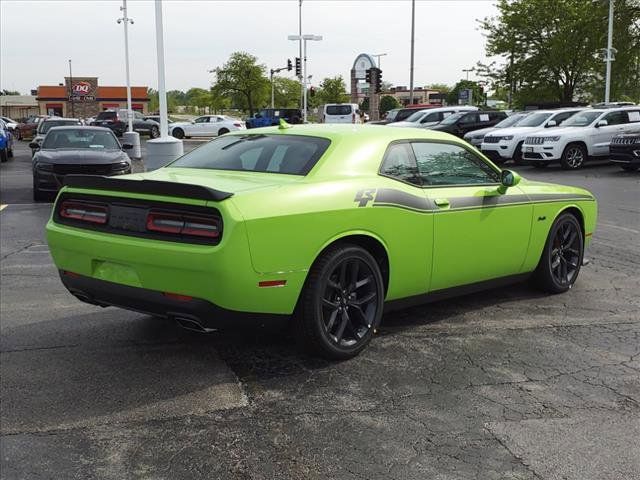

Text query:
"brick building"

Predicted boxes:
[[36, 77, 149, 119]]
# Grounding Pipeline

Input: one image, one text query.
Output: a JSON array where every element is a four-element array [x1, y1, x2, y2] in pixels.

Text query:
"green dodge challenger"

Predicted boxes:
[[46, 124, 597, 359]]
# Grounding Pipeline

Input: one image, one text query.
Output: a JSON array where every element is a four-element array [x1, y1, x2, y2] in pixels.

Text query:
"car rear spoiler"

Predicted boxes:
[[63, 175, 233, 201]]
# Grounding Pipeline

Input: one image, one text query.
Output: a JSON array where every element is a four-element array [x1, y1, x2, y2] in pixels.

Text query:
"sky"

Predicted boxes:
[[0, 0, 499, 94]]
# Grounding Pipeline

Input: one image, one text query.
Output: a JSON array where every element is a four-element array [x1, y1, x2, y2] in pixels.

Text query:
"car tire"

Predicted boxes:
[[0, 148, 7, 162], [533, 212, 584, 294], [560, 143, 587, 170], [512, 141, 524, 164], [218, 128, 230, 136], [172, 128, 185, 139], [32, 178, 47, 202], [8, 146, 13, 157], [296, 244, 384, 360], [620, 165, 639, 172], [150, 126, 160, 139]]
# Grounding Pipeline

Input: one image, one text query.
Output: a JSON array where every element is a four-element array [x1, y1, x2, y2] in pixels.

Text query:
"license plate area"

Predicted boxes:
[[525, 147, 534, 152], [108, 205, 148, 232]]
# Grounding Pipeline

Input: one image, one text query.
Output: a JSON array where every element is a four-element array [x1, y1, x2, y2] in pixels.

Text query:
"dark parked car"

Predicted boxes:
[[609, 130, 640, 171], [17, 115, 47, 140], [428, 110, 508, 137], [369, 106, 437, 125], [91, 109, 160, 138], [246, 108, 302, 128], [30, 126, 132, 201]]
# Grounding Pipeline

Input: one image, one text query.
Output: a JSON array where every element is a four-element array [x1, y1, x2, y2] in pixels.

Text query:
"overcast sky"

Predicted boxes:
[[0, 0, 499, 94]]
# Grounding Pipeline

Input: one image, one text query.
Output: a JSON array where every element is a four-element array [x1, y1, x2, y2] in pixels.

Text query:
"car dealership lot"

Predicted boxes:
[[1, 139, 639, 479]]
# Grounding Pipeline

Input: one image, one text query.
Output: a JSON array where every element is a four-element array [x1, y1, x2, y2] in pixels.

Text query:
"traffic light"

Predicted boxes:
[[375, 68, 382, 94], [287, 59, 292, 71], [309, 86, 316, 97], [365, 68, 372, 84], [295, 57, 301, 76]]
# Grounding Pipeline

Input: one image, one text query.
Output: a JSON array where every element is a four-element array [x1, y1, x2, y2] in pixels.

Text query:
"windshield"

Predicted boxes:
[[41, 129, 120, 150], [385, 110, 399, 121], [404, 110, 430, 123], [516, 112, 553, 127], [38, 120, 80, 134], [439, 112, 466, 125], [495, 113, 529, 128], [562, 111, 603, 127], [169, 134, 330, 176], [326, 105, 353, 116]]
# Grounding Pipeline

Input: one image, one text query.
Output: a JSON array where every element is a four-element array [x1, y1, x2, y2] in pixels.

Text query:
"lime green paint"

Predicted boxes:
[[46, 125, 597, 316]]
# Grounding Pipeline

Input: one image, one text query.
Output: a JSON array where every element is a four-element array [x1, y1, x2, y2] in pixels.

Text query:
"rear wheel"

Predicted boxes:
[[561, 143, 587, 170], [0, 148, 7, 163], [296, 244, 384, 360], [533, 213, 584, 294], [218, 128, 230, 136], [172, 128, 185, 139]]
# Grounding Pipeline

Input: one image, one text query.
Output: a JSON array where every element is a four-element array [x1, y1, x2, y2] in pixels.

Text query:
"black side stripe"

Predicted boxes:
[[370, 189, 594, 213]]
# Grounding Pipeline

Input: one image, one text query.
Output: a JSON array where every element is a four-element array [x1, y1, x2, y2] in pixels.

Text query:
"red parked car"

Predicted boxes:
[[17, 115, 47, 140]]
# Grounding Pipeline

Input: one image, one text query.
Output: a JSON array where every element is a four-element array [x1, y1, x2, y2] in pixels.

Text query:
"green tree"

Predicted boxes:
[[379, 95, 400, 115], [1, 89, 20, 96], [211, 52, 269, 116], [446, 80, 484, 106], [479, 0, 640, 106], [316, 76, 349, 104], [272, 76, 301, 108]]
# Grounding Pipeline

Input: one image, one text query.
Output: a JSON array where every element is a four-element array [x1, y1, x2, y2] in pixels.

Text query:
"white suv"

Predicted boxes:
[[390, 106, 478, 128], [480, 109, 582, 163], [522, 106, 640, 169]]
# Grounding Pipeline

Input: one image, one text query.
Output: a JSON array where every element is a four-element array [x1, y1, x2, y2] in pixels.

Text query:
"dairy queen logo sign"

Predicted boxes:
[[72, 81, 91, 95]]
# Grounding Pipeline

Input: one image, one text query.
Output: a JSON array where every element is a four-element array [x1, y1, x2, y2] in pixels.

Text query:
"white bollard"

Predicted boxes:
[[145, 136, 184, 171], [122, 131, 141, 160]]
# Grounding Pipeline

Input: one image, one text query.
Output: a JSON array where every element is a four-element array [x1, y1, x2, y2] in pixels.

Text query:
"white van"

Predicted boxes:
[[321, 104, 361, 124]]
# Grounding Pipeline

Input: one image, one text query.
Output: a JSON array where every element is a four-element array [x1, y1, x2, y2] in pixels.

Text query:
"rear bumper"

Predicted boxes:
[[59, 270, 288, 330]]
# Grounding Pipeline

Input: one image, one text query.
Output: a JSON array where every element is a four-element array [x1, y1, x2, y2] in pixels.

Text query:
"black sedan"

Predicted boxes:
[[30, 126, 132, 201]]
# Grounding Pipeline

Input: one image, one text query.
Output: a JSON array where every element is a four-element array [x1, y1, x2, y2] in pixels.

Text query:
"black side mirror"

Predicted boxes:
[[122, 143, 133, 150], [29, 142, 40, 150]]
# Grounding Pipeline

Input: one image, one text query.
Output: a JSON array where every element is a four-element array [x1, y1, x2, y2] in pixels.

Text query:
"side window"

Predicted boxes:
[[379, 143, 422, 186], [460, 113, 477, 124], [411, 142, 500, 186], [194, 117, 208, 124], [134, 112, 143, 120], [604, 111, 627, 126], [553, 112, 573, 125]]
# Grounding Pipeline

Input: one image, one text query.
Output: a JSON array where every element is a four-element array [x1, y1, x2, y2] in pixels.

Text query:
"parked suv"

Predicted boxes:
[[31, 117, 82, 155], [427, 110, 507, 137], [321, 104, 361, 124], [522, 107, 640, 169], [463, 112, 531, 146], [370, 106, 436, 125], [246, 108, 302, 128], [480, 108, 582, 164], [91, 109, 160, 138], [610, 129, 640, 171], [390, 106, 479, 128]]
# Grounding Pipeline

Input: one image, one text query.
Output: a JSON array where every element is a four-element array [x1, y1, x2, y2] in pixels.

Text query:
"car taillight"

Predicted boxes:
[[59, 200, 108, 224], [147, 211, 220, 238], [233, 122, 242, 127]]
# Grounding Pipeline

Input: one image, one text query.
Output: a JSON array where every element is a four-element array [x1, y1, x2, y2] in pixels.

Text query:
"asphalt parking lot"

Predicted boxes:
[[1, 138, 639, 479]]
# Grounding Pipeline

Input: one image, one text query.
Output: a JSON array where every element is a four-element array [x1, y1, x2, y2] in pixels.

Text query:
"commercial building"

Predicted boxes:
[[0, 95, 39, 120], [36, 77, 149, 119], [387, 86, 444, 106]]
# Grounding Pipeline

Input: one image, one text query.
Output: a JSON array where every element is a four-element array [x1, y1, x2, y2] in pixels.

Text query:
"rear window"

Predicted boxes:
[[326, 105, 353, 116], [169, 134, 331, 176], [39, 120, 81, 134], [96, 111, 117, 120]]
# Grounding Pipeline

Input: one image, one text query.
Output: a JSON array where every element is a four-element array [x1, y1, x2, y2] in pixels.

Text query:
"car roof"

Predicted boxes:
[[47, 125, 114, 132], [43, 117, 80, 122]]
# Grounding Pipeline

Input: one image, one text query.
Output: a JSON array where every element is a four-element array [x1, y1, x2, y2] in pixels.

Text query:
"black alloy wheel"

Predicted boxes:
[[172, 128, 185, 139], [150, 125, 160, 138], [561, 144, 587, 170], [534, 213, 583, 294], [297, 244, 384, 360]]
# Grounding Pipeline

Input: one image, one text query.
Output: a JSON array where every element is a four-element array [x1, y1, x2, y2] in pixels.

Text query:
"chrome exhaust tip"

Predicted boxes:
[[174, 316, 217, 334]]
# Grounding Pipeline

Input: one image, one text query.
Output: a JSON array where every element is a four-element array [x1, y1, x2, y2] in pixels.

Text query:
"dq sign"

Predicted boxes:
[[72, 81, 91, 95]]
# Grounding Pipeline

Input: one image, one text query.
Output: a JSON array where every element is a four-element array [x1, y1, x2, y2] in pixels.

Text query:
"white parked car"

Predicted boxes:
[[390, 106, 478, 128], [522, 106, 640, 169], [321, 104, 361, 124], [169, 115, 245, 139], [463, 112, 531, 147], [1, 116, 19, 132], [480, 108, 583, 163]]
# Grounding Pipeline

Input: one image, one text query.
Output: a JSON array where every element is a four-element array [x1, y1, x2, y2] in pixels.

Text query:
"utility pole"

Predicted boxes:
[[372, 53, 387, 69], [604, 0, 614, 103], [68, 59, 75, 118], [117, 0, 134, 132], [409, 0, 415, 105], [462, 68, 474, 81], [298, 0, 303, 109]]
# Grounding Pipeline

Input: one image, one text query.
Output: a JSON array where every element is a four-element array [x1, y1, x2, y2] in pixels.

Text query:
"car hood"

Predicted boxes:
[[484, 126, 542, 137], [388, 121, 421, 128], [526, 126, 588, 137], [35, 149, 129, 164], [464, 127, 496, 139]]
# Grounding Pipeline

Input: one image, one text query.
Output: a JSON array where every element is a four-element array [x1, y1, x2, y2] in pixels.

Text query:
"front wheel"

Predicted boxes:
[[150, 126, 160, 138], [533, 213, 584, 294], [172, 128, 184, 139], [296, 244, 384, 360], [561, 144, 587, 170]]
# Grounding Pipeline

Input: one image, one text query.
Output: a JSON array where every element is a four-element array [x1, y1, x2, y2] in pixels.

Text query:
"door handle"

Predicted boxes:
[[434, 198, 450, 208]]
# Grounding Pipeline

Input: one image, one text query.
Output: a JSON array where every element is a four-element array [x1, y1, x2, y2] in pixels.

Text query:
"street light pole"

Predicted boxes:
[[604, 0, 614, 103], [462, 68, 474, 81], [68, 59, 75, 118], [372, 53, 387, 69], [288, 34, 322, 123], [117, 0, 134, 132], [409, 0, 415, 105]]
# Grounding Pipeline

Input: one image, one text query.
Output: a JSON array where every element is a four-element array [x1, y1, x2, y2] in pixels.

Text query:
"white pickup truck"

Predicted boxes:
[[521, 106, 640, 169]]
